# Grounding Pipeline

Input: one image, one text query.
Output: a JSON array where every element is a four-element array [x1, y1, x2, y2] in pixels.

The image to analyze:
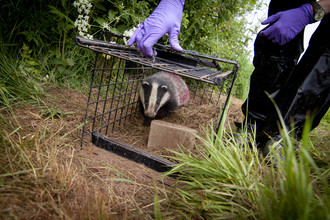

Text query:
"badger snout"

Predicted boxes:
[[145, 112, 156, 118]]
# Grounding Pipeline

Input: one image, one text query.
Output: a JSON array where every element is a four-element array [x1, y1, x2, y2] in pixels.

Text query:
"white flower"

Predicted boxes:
[[123, 25, 139, 37], [123, 37, 128, 45], [101, 22, 111, 31], [73, 0, 93, 39]]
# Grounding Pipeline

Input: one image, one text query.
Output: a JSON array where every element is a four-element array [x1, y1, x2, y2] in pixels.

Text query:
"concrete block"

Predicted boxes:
[[147, 120, 198, 151]]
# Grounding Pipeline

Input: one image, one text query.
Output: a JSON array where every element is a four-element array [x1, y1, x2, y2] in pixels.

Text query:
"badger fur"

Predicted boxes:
[[139, 72, 190, 126]]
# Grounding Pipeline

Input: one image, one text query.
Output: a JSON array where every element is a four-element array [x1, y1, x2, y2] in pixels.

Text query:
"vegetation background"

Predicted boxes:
[[1, 0, 329, 219], [1, 0, 260, 106]]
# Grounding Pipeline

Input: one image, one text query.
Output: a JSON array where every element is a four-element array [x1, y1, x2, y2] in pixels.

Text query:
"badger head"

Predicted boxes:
[[139, 81, 170, 118]]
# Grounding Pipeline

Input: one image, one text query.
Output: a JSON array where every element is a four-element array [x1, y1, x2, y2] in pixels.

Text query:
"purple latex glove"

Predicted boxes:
[[260, 3, 314, 45], [128, 0, 184, 58]]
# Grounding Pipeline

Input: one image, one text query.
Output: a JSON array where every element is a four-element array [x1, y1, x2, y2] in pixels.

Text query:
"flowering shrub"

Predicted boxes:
[[73, 0, 152, 41], [123, 26, 138, 45], [73, 0, 93, 39]]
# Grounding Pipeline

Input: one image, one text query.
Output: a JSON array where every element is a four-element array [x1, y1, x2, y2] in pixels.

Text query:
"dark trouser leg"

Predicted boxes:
[[242, 31, 305, 144], [241, 0, 316, 144], [241, 32, 304, 139], [262, 16, 330, 141]]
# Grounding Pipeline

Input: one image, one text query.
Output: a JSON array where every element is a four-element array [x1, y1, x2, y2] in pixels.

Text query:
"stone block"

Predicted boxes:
[[147, 120, 198, 151]]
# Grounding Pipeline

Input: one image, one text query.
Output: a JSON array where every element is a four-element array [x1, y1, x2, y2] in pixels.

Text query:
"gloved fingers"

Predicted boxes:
[[260, 27, 271, 38], [271, 34, 281, 44], [135, 30, 145, 54], [127, 22, 154, 57], [278, 35, 290, 46], [260, 12, 283, 39], [263, 28, 289, 46], [140, 31, 165, 58], [261, 12, 282, 25], [260, 25, 277, 40], [128, 24, 146, 55], [262, 26, 282, 45], [128, 25, 143, 46], [259, 3, 313, 46], [169, 27, 183, 52], [261, 22, 292, 45]]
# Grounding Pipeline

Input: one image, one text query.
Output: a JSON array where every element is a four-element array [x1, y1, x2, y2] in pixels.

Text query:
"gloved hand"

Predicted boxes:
[[128, 0, 184, 58], [260, 3, 314, 45]]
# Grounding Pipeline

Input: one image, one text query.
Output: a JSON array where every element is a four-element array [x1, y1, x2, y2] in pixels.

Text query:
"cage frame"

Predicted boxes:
[[76, 32, 240, 173]]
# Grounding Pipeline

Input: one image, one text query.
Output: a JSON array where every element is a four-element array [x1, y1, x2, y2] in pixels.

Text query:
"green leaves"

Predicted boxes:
[[162, 117, 330, 219], [164, 124, 261, 218], [94, 17, 107, 26], [48, 5, 74, 23], [53, 57, 75, 75], [108, 10, 116, 21]]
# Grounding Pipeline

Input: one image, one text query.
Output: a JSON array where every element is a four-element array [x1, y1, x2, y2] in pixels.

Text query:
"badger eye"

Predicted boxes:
[[145, 100, 148, 105]]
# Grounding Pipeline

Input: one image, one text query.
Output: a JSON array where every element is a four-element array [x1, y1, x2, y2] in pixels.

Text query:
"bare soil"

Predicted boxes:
[[42, 83, 244, 170], [3, 83, 330, 219], [1, 83, 244, 219]]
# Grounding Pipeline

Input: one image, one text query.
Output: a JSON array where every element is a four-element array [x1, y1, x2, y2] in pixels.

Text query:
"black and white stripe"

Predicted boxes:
[[139, 72, 184, 126]]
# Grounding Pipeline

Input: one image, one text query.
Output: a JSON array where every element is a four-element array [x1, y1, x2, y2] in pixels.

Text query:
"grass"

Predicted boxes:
[[0, 41, 94, 109], [1, 42, 330, 219], [0, 86, 174, 219], [156, 122, 330, 219], [153, 99, 330, 219], [163, 127, 262, 219], [0, 47, 45, 107], [0, 109, 125, 219], [1, 86, 330, 219]]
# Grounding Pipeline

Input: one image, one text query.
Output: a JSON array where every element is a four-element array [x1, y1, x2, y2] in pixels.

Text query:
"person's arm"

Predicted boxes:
[[318, 0, 330, 14], [260, 1, 330, 46], [128, 0, 184, 58]]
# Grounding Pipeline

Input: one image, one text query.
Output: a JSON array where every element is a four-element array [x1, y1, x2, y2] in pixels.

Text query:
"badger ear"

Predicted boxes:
[[142, 81, 149, 86], [161, 85, 167, 90]]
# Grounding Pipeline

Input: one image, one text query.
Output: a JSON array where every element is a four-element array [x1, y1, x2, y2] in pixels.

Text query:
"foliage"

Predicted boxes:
[[178, 1, 260, 100], [234, 51, 254, 100], [161, 114, 330, 219], [163, 125, 261, 219], [1, 1, 330, 219], [0, 106, 140, 219], [0, 44, 44, 106], [0, 0, 262, 106], [180, 1, 258, 51], [0, 42, 94, 107], [88, 0, 155, 37], [1, 0, 75, 53]]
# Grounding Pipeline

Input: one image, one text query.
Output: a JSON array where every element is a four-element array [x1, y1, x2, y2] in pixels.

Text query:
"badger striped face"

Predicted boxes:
[[140, 81, 170, 118]]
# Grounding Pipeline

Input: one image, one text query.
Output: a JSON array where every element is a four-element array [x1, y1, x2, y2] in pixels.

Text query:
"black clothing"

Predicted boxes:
[[242, 0, 330, 144]]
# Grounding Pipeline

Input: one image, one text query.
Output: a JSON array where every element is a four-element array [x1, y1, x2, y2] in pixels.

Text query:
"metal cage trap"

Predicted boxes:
[[76, 32, 239, 173]]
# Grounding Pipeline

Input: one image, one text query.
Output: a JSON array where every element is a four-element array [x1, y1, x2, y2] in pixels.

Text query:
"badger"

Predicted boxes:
[[139, 72, 190, 126]]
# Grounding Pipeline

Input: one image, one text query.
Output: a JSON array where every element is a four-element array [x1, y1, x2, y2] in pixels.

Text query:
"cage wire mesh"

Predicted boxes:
[[75, 31, 239, 171]]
